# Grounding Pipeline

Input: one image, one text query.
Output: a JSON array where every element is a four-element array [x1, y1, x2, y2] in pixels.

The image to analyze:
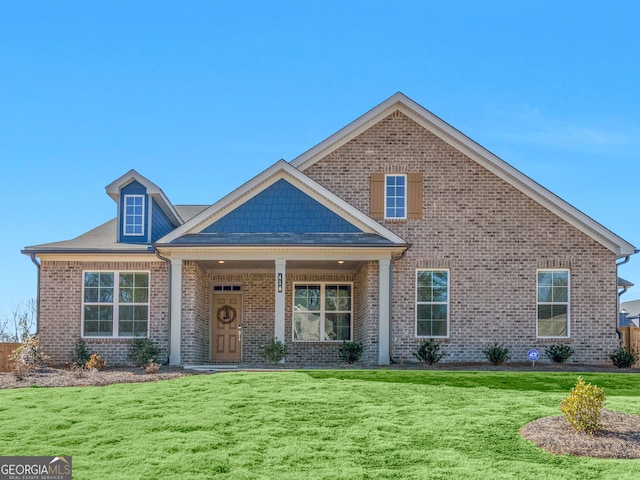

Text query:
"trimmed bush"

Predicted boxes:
[[609, 346, 639, 369], [482, 343, 510, 365], [413, 339, 444, 365], [129, 337, 160, 368], [70, 337, 91, 367], [560, 377, 605, 435], [338, 341, 364, 364], [261, 338, 288, 363], [545, 344, 574, 364]]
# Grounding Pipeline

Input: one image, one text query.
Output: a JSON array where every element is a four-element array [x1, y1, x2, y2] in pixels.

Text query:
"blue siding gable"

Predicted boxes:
[[151, 199, 175, 242], [202, 179, 361, 234], [119, 181, 149, 244]]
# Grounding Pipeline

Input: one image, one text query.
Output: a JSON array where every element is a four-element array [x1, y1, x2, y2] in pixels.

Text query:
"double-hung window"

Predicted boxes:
[[83, 271, 149, 337], [385, 174, 407, 219], [293, 283, 352, 341], [124, 194, 145, 236], [537, 269, 569, 337], [416, 269, 449, 337]]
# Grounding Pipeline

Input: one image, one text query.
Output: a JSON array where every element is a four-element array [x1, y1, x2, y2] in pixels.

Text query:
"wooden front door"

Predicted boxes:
[[211, 293, 242, 362]]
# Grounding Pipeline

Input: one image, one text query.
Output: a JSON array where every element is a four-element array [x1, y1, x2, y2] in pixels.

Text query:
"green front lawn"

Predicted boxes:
[[1, 370, 638, 479]]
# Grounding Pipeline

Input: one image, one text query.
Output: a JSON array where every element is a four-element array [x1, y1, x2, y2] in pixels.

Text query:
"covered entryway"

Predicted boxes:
[[211, 292, 242, 362]]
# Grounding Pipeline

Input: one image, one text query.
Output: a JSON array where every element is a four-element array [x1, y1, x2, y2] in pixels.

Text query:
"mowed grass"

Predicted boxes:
[[0, 371, 638, 479]]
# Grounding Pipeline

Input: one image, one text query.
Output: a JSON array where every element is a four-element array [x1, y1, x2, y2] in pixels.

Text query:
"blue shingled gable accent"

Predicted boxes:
[[151, 199, 174, 242], [202, 179, 361, 234]]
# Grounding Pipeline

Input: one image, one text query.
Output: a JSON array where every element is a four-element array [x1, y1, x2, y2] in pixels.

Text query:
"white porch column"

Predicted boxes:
[[378, 257, 391, 365], [169, 258, 183, 365], [274, 258, 286, 343]]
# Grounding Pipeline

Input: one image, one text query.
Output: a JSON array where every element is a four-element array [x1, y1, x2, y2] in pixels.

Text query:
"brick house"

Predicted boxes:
[[23, 93, 637, 366]]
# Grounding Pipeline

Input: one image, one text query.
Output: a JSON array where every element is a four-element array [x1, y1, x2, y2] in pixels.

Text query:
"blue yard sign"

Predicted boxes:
[[527, 349, 539, 366]]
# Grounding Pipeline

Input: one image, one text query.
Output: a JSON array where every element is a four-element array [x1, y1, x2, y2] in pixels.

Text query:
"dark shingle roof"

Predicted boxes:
[[168, 232, 397, 246]]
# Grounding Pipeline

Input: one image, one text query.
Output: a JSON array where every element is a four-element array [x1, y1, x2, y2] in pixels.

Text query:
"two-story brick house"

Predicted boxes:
[[23, 93, 637, 366]]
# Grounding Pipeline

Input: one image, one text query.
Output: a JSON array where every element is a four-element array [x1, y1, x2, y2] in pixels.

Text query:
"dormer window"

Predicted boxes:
[[124, 194, 145, 236]]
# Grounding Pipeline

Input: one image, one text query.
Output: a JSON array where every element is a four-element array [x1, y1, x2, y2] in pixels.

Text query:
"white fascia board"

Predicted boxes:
[[291, 93, 636, 257], [34, 253, 163, 262], [156, 246, 404, 262], [105, 169, 183, 225], [157, 160, 407, 245]]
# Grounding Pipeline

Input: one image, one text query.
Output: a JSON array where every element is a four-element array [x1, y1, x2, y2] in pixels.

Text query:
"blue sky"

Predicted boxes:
[[2, 0, 639, 318]]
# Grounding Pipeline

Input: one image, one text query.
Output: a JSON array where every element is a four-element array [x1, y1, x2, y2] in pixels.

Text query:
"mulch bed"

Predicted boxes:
[[0, 366, 197, 389], [520, 410, 640, 459]]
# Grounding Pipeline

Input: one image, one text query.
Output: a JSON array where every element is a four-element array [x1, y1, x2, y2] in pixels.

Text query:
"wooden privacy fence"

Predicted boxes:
[[619, 325, 640, 368], [0, 343, 21, 372]]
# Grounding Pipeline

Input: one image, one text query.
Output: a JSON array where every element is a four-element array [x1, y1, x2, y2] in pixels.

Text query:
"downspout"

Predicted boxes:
[[155, 250, 172, 365], [28, 253, 41, 334]]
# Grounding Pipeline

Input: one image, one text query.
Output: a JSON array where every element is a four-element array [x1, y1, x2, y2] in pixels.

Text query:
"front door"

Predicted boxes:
[[211, 293, 242, 362]]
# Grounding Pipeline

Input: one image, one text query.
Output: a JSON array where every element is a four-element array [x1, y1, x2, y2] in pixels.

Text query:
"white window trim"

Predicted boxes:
[[415, 268, 450, 338], [292, 282, 353, 342], [123, 194, 145, 236], [384, 174, 407, 220], [536, 268, 571, 339], [81, 270, 150, 338]]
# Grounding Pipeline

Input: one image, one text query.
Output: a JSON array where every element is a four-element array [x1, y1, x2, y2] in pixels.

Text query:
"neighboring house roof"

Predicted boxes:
[[618, 312, 638, 327], [156, 159, 408, 247], [22, 206, 208, 254], [621, 299, 640, 319], [291, 92, 637, 258]]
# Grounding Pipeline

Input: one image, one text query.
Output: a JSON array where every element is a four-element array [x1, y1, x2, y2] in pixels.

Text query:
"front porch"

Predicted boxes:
[[166, 255, 393, 366]]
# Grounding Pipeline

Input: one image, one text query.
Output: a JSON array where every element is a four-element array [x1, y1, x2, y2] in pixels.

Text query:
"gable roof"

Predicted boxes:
[[291, 92, 637, 258], [156, 160, 407, 247], [105, 169, 183, 226]]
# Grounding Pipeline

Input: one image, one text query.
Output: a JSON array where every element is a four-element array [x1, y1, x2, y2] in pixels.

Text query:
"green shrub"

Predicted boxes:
[[261, 338, 287, 363], [482, 343, 510, 365], [560, 377, 605, 435], [413, 339, 444, 365], [545, 344, 574, 364], [609, 346, 639, 368], [70, 337, 91, 367], [338, 341, 364, 364], [128, 337, 160, 368]]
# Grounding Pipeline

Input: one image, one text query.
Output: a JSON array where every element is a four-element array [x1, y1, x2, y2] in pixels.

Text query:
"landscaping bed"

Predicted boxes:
[[0, 366, 196, 389]]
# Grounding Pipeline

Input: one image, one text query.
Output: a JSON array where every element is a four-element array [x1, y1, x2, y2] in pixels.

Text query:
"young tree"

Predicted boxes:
[[0, 299, 37, 342]]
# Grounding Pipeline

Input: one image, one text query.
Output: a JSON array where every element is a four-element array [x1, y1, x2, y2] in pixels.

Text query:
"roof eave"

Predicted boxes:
[[21, 248, 157, 256]]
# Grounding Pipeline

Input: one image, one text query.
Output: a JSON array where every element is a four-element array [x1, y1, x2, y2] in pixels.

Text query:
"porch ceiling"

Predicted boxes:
[[201, 259, 365, 273]]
